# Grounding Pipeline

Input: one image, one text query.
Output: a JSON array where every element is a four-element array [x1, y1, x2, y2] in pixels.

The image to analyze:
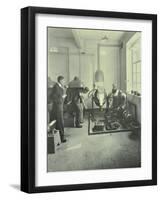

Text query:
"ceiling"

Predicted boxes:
[[77, 29, 125, 41], [48, 27, 126, 42], [48, 27, 73, 39]]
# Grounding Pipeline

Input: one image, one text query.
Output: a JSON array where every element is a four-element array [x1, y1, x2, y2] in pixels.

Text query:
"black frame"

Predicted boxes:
[[21, 6, 157, 193]]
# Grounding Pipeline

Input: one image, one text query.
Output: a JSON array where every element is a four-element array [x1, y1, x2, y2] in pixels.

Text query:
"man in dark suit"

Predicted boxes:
[[71, 88, 84, 128], [66, 77, 89, 128], [50, 76, 67, 143]]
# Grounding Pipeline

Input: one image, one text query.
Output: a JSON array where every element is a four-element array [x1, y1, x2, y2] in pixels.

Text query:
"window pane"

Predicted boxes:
[[132, 50, 138, 62], [136, 62, 141, 73], [133, 63, 137, 73], [133, 83, 137, 91], [136, 72, 141, 83], [137, 83, 141, 93], [133, 72, 137, 83], [127, 33, 141, 94], [132, 39, 141, 62]]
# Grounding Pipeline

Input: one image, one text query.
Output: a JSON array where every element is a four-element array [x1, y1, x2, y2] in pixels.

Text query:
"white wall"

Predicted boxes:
[[0, 0, 160, 200], [48, 36, 95, 89], [120, 32, 135, 91], [48, 37, 78, 82], [48, 52, 69, 82], [48, 34, 121, 94], [100, 46, 121, 93]]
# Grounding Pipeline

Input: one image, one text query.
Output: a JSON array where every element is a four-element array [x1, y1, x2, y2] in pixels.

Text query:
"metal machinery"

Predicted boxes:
[[87, 74, 140, 135], [88, 90, 140, 135]]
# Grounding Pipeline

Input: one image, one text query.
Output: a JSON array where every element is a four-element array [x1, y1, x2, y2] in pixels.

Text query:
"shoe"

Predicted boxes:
[[76, 125, 82, 128], [61, 138, 67, 143]]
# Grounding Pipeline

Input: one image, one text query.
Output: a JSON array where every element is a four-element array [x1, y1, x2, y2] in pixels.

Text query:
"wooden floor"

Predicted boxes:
[[47, 119, 141, 172]]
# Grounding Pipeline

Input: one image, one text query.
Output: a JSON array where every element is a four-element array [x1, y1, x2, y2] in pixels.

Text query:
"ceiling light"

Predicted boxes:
[[101, 35, 109, 41]]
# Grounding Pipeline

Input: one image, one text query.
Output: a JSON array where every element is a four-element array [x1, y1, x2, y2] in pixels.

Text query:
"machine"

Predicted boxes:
[[87, 72, 140, 135]]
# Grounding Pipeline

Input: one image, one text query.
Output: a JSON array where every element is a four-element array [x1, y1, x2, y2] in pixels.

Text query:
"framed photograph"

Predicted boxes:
[[21, 6, 157, 193]]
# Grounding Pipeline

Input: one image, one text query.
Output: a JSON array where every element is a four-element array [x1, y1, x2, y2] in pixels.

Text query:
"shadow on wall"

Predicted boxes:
[[9, 184, 20, 191]]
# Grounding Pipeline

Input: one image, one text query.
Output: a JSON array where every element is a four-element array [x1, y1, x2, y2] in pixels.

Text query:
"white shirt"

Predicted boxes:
[[57, 82, 67, 98]]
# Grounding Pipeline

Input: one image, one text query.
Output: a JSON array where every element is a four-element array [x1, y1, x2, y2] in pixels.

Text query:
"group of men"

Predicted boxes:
[[49, 76, 88, 143], [49, 75, 126, 143]]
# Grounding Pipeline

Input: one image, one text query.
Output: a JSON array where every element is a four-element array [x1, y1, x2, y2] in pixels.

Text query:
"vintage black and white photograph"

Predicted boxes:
[[21, 6, 157, 193], [47, 27, 141, 172]]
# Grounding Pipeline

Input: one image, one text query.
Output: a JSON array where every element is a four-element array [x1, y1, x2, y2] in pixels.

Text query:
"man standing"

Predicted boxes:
[[71, 88, 84, 128], [50, 76, 67, 143], [66, 77, 89, 128]]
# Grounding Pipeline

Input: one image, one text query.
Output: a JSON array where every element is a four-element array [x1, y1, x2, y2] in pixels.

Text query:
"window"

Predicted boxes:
[[126, 33, 141, 94]]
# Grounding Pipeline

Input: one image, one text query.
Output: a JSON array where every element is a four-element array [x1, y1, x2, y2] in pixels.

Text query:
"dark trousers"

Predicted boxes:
[[50, 103, 65, 141], [73, 102, 83, 126]]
